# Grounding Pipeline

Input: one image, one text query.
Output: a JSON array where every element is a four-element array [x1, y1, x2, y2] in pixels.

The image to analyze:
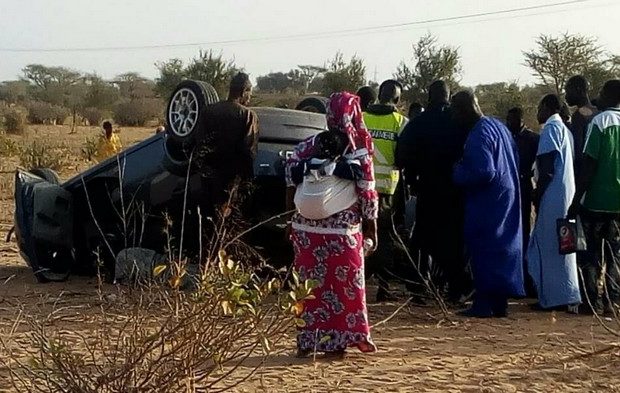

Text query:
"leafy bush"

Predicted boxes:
[[81, 137, 99, 161], [80, 107, 106, 126], [19, 140, 63, 170], [26, 101, 69, 125], [113, 98, 163, 127], [1, 252, 316, 392], [0, 135, 19, 156], [3, 107, 27, 134]]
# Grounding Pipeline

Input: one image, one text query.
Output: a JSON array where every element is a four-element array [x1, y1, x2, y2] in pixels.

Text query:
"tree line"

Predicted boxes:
[[0, 32, 618, 131]]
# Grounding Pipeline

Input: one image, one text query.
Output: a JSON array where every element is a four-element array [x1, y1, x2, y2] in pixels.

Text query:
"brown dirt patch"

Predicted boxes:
[[1, 125, 619, 392]]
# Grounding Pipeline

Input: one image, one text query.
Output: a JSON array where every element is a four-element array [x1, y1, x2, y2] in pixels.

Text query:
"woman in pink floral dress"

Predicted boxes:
[[285, 92, 379, 356]]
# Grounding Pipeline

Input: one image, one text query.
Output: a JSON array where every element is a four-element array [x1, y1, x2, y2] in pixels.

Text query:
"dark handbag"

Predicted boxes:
[[557, 217, 587, 255]]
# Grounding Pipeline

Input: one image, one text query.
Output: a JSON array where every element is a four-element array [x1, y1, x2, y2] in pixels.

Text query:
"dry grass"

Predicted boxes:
[[0, 124, 620, 392]]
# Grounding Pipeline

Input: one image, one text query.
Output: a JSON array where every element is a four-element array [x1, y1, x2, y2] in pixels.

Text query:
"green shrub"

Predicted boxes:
[[26, 101, 69, 125], [4, 107, 27, 134], [81, 137, 99, 161], [19, 140, 63, 170], [0, 135, 19, 156], [113, 98, 163, 127]]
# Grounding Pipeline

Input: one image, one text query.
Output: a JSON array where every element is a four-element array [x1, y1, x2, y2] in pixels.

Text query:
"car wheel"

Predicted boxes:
[[166, 80, 219, 145], [31, 168, 61, 185], [295, 97, 328, 114]]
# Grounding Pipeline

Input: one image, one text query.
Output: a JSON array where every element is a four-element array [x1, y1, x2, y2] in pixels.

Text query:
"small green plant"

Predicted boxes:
[[1, 250, 318, 392], [81, 137, 99, 161], [0, 135, 19, 156], [19, 140, 63, 170]]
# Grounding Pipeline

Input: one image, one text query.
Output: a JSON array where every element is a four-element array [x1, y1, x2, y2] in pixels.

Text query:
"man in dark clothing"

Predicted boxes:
[[408, 102, 424, 120], [197, 72, 259, 217], [356, 86, 377, 112], [506, 107, 539, 297], [396, 80, 470, 303], [565, 75, 598, 174]]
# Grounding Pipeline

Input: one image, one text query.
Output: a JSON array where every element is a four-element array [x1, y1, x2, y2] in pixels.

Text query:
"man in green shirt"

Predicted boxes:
[[569, 79, 620, 314]]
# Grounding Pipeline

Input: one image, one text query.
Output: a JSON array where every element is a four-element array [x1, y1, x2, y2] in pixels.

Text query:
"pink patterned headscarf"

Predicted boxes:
[[326, 92, 374, 154]]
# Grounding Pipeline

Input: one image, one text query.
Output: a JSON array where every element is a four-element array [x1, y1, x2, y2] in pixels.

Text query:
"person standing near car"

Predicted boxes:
[[452, 90, 524, 318], [356, 86, 377, 112], [396, 80, 469, 304], [568, 80, 620, 315], [506, 107, 539, 297], [527, 94, 581, 312], [94, 120, 122, 162], [565, 75, 599, 175], [363, 79, 407, 302], [285, 92, 378, 357], [196, 72, 259, 217]]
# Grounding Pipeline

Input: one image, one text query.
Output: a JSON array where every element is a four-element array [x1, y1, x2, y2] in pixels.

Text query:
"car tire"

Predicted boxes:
[[295, 97, 328, 114], [31, 168, 61, 185], [166, 80, 219, 146]]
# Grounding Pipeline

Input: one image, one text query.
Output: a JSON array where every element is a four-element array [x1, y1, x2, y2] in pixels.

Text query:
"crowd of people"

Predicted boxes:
[[283, 75, 620, 356], [109, 71, 617, 357]]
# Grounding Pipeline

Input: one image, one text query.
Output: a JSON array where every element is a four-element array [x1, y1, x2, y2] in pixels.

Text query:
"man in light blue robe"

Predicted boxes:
[[452, 91, 525, 318], [527, 94, 581, 310]]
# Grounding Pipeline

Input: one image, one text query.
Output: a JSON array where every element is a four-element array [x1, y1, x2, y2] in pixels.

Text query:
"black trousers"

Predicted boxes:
[[521, 191, 537, 297], [579, 209, 620, 310], [365, 194, 396, 295], [406, 193, 469, 300]]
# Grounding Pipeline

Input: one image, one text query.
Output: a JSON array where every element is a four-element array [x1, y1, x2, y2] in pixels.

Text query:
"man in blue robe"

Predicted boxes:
[[452, 91, 525, 318]]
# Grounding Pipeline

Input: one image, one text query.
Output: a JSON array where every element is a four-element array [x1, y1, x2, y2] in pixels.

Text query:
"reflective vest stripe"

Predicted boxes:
[[363, 111, 406, 195]]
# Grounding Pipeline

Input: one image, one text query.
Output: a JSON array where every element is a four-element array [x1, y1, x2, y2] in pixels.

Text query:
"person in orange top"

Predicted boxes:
[[94, 120, 122, 162]]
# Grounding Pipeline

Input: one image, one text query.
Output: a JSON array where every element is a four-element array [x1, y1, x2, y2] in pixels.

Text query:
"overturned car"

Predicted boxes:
[[13, 81, 326, 282]]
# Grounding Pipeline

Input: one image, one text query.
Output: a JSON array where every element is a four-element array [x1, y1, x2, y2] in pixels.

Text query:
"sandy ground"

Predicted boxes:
[[1, 126, 620, 392]]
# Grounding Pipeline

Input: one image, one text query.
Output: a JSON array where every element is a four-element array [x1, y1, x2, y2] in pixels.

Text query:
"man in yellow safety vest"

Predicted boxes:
[[363, 79, 407, 302]]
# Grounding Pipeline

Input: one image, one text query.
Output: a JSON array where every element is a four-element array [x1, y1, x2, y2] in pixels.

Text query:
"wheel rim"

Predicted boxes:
[[168, 88, 199, 138]]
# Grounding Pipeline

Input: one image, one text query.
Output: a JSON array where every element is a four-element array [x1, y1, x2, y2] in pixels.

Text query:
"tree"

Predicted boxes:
[[185, 50, 240, 98], [155, 50, 239, 99], [321, 53, 366, 96], [523, 33, 610, 95], [83, 74, 120, 110], [22, 64, 81, 90], [154, 58, 186, 98], [256, 72, 293, 93], [0, 80, 30, 103], [21, 64, 82, 106], [115, 72, 156, 99], [256, 70, 307, 93], [588, 55, 620, 97], [298, 65, 326, 93], [395, 34, 461, 103], [475, 83, 551, 129], [21, 64, 87, 130]]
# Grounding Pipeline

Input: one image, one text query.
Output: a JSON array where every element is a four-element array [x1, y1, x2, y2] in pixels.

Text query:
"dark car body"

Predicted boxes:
[[14, 106, 326, 282]]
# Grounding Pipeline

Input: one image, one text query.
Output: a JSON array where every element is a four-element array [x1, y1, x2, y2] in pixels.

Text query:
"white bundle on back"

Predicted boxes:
[[294, 158, 357, 220]]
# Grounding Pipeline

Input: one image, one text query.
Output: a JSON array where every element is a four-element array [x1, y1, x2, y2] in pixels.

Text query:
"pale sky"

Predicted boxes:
[[1, 0, 618, 87]]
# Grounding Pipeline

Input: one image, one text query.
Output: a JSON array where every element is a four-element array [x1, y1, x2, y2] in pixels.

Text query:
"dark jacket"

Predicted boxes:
[[396, 104, 467, 195], [512, 127, 539, 202], [196, 100, 259, 184], [569, 106, 598, 172]]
